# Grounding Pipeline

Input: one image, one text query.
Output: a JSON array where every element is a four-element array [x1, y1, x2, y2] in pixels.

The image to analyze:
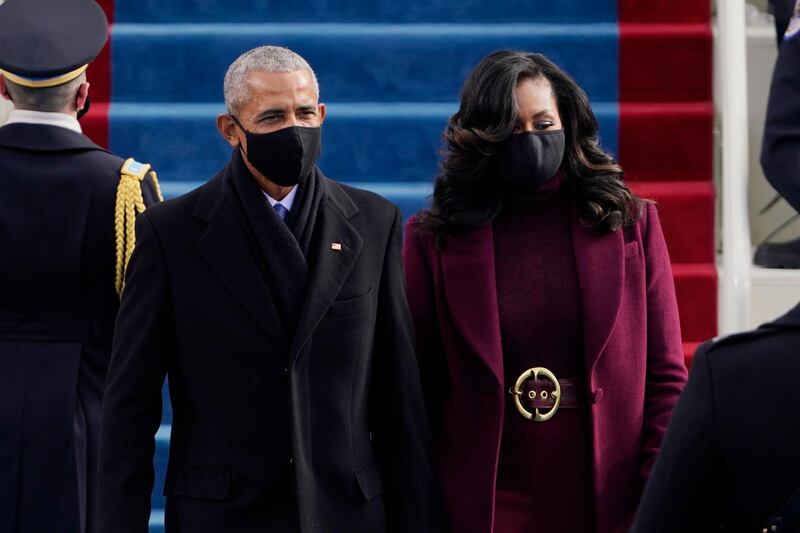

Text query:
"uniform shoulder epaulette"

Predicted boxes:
[[704, 323, 781, 351], [115, 158, 164, 296]]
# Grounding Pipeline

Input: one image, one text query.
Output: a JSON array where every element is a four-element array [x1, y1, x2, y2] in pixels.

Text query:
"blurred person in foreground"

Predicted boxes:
[[631, 301, 800, 532]]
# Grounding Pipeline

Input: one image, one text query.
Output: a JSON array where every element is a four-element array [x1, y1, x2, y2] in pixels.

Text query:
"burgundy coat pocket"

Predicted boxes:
[[624, 241, 641, 260]]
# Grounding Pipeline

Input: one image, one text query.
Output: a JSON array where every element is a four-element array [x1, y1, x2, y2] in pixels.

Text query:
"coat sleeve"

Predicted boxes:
[[640, 203, 689, 476], [401, 218, 448, 430], [98, 212, 171, 533], [370, 208, 443, 533], [761, 30, 800, 214], [630, 342, 721, 533]]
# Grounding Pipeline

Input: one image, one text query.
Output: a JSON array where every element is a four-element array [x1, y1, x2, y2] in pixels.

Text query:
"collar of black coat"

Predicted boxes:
[[706, 301, 800, 352], [768, 301, 800, 329], [192, 157, 359, 224], [0, 122, 107, 153]]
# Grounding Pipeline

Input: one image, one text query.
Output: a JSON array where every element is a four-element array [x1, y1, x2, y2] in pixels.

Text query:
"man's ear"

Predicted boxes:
[[318, 102, 326, 125], [216, 114, 242, 148], [76, 82, 90, 112], [0, 75, 12, 101]]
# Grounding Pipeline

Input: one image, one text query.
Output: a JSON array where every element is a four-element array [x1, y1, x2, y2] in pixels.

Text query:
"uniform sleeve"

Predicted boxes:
[[641, 203, 690, 476], [370, 209, 443, 533], [99, 212, 172, 533], [630, 342, 721, 533], [401, 218, 448, 433], [761, 31, 800, 213]]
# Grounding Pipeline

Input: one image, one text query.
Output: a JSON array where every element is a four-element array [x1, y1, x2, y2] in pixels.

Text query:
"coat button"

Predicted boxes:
[[592, 388, 604, 403], [288, 457, 294, 466]]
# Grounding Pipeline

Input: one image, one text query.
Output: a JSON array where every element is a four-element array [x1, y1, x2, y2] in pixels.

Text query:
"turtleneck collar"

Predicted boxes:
[[500, 169, 569, 212]]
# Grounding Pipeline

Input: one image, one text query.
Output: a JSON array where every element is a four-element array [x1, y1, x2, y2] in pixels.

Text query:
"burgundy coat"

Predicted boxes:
[[402, 202, 688, 533]]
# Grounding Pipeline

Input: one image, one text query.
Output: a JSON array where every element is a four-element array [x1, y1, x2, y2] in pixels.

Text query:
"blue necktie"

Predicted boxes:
[[273, 203, 289, 223]]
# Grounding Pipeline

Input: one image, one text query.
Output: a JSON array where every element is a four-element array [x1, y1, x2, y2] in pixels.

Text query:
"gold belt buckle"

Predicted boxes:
[[510, 367, 561, 422]]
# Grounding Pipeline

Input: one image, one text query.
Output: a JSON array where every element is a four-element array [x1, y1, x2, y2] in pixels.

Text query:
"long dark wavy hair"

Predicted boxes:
[[416, 51, 643, 246]]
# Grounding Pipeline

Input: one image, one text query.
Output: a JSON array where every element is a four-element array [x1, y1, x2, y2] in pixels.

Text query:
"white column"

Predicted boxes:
[[717, 0, 752, 334]]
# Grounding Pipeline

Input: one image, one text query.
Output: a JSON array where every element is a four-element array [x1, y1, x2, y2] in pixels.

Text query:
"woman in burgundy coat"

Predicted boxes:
[[402, 51, 688, 533]]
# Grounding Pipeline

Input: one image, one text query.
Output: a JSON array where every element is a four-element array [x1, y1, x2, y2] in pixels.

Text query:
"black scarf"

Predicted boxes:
[[285, 162, 325, 259], [227, 150, 324, 333]]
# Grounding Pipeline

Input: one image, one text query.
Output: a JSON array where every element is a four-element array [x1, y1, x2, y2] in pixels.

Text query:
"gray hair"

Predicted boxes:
[[223, 45, 319, 114], [5, 73, 85, 112]]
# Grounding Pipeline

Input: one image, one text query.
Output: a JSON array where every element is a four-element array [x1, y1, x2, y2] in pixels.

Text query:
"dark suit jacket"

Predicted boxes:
[[631, 305, 800, 533], [403, 203, 687, 533], [98, 160, 441, 533], [0, 123, 157, 533]]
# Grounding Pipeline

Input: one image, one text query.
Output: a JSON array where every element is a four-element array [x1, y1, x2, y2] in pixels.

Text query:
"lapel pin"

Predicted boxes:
[[331, 242, 342, 251]]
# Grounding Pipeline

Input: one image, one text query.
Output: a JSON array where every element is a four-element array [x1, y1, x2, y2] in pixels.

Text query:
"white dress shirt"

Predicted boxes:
[[5, 109, 82, 133], [262, 185, 298, 214]]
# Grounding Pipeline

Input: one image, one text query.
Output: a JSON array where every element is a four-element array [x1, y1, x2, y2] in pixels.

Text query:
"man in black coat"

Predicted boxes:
[[98, 45, 441, 533], [630, 305, 800, 532], [755, 0, 800, 267], [762, 0, 800, 211], [0, 1, 161, 532]]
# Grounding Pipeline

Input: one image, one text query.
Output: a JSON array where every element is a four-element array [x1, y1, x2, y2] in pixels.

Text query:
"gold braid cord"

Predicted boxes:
[[114, 158, 163, 296], [148, 169, 164, 204]]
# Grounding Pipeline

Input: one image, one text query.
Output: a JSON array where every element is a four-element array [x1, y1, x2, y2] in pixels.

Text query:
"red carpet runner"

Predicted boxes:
[[620, 1, 716, 366]]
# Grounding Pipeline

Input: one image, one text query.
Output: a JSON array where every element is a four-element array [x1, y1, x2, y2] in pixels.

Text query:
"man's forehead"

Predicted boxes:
[[244, 69, 316, 96]]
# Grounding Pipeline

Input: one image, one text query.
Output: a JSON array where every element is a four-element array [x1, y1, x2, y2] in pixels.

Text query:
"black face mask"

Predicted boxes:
[[495, 129, 565, 187], [232, 116, 321, 187], [77, 94, 91, 120]]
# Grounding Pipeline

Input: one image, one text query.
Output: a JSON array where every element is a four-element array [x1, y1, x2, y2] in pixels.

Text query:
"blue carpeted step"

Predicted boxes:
[[111, 102, 618, 185], [111, 23, 618, 104], [114, 0, 617, 24], [152, 424, 169, 511], [149, 511, 164, 533], [157, 180, 431, 220], [151, 383, 171, 512], [160, 383, 172, 424]]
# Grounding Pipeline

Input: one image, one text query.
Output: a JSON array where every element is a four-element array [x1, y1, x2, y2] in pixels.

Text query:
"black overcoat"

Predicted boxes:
[[98, 157, 441, 533], [0, 123, 157, 533], [631, 304, 800, 532]]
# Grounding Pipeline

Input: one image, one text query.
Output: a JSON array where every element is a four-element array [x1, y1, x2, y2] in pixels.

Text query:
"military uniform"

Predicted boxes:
[[631, 306, 800, 532], [0, 1, 161, 531]]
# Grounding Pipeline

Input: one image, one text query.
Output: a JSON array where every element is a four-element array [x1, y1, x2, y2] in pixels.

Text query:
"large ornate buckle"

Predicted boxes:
[[510, 367, 561, 422]]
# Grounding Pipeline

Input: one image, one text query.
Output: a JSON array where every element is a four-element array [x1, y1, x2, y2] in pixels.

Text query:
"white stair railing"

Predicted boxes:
[[717, 0, 752, 334]]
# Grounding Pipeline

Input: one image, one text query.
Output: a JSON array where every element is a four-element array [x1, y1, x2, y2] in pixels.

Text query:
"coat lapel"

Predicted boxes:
[[194, 172, 288, 350], [571, 206, 624, 378], [290, 181, 363, 358], [441, 225, 504, 386]]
